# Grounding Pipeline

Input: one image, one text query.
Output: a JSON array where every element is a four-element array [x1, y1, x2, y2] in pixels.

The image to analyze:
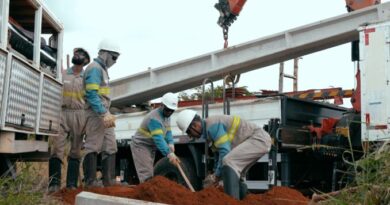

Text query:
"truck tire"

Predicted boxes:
[[154, 157, 201, 190]]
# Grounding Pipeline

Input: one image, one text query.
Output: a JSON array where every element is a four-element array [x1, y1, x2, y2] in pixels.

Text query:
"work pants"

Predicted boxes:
[[83, 109, 117, 155], [130, 139, 156, 183], [50, 109, 85, 160], [222, 128, 272, 178]]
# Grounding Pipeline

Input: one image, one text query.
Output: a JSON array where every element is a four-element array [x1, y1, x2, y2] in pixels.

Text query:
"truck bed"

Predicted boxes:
[[115, 96, 349, 147]]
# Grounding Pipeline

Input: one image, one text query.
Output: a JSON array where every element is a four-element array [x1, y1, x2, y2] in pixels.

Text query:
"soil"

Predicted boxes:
[[53, 185, 133, 205], [54, 176, 309, 205], [242, 186, 308, 205]]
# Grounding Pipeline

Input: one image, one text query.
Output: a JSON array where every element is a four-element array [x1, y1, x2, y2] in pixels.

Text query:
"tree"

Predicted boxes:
[[178, 86, 252, 101]]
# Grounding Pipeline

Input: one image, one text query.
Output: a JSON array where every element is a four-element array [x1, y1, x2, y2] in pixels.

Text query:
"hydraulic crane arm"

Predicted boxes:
[[215, 0, 380, 29], [215, 0, 247, 48], [215, 0, 247, 28], [345, 0, 381, 11], [215, 0, 381, 47]]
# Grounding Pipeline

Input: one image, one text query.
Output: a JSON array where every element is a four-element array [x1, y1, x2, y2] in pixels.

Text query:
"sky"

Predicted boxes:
[[43, 0, 389, 106]]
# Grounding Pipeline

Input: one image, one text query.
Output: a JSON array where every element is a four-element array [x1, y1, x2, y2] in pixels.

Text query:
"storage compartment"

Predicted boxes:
[[7, 0, 61, 78], [0, 50, 6, 113], [39, 76, 62, 133], [0, 0, 63, 157], [5, 57, 40, 130]]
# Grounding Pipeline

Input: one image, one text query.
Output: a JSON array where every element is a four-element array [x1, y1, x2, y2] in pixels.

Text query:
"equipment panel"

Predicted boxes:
[[360, 22, 390, 141], [0, 50, 6, 115], [39, 75, 62, 133], [5, 57, 40, 130]]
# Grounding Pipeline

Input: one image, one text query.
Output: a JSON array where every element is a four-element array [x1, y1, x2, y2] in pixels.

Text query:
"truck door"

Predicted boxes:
[[360, 22, 390, 141]]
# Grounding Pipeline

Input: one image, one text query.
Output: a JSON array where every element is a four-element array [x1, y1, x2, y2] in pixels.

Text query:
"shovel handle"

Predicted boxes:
[[176, 162, 195, 192]]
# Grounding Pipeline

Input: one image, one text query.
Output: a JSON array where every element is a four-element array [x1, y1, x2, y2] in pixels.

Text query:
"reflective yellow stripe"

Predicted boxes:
[[214, 134, 229, 147], [166, 127, 171, 131], [151, 129, 164, 136], [98, 87, 110, 95], [138, 128, 152, 137], [213, 116, 241, 148], [63, 91, 85, 99], [86, 84, 110, 95], [138, 128, 165, 138], [227, 116, 240, 142], [86, 84, 99, 90]]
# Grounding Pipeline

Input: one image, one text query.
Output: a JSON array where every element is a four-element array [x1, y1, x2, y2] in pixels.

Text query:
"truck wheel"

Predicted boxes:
[[154, 157, 201, 190]]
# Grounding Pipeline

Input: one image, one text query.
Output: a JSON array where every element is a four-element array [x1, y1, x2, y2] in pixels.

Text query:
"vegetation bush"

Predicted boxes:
[[0, 163, 61, 205], [319, 142, 390, 205]]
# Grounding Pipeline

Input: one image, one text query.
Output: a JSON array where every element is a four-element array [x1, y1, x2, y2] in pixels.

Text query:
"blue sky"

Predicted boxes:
[[43, 0, 389, 105]]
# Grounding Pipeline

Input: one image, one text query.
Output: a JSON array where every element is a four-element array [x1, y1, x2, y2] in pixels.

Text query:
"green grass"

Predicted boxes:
[[319, 142, 390, 205], [0, 162, 62, 205]]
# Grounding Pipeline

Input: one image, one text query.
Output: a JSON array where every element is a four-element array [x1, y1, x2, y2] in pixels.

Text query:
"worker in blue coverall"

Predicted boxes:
[[176, 109, 272, 200], [130, 92, 180, 183], [83, 39, 120, 187]]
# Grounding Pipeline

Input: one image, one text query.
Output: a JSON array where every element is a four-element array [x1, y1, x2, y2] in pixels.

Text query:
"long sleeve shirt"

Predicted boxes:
[[133, 108, 173, 156], [206, 118, 232, 177], [83, 58, 111, 115]]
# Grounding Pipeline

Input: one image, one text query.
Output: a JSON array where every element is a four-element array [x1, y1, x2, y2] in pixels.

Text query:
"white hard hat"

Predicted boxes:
[[176, 109, 197, 133], [98, 38, 121, 54], [161, 92, 178, 110]]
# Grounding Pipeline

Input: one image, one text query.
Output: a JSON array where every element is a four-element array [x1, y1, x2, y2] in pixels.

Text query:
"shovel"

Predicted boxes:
[[175, 162, 195, 192]]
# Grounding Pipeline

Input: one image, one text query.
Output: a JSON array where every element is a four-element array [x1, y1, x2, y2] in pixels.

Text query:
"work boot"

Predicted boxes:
[[102, 153, 116, 186], [222, 165, 240, 200], [83, 152, 98, 188], [239, 180, 248, 200], [48, 157, 62, 193], [66, 157, 80, 189]]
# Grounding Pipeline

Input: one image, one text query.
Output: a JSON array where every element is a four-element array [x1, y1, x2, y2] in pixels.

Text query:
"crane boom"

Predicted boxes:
[[109, 2, 390, 108], [215, 0, 381, 47]]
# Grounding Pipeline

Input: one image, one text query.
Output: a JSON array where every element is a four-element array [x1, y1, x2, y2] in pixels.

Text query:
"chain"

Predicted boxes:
[[223, 26, 229, 48]]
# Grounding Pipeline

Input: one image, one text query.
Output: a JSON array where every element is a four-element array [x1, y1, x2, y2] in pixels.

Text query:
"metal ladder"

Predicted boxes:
[[278, 58, 300, 93]]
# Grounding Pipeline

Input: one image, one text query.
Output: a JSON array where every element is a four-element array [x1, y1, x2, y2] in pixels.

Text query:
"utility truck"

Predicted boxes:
[[0, 0, 63, 176], [111, 3, 390, 193]]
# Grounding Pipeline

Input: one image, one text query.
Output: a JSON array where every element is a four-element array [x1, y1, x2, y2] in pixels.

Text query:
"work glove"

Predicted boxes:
[[167, 152, 180, 165], [102, 112, 116, 128], [203, 173, 221, 188], [203, 174, 216, 188], [213, 175, 221, 187], [169, 144, 175, 152]]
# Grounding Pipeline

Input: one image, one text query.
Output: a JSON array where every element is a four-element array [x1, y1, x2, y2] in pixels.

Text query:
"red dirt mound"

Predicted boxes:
[[55, 176, 308, 205], [242, 186, 308, 205], [53, 185, 133, 205], [128, 176, 240, 205]]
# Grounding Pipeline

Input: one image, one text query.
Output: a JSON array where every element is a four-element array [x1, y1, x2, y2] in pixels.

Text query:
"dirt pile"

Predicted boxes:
[[55, 176, 308, 205], [243, 186, 308, 205], [128, 176, 239, 205], [54, 185, 133, 205]]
